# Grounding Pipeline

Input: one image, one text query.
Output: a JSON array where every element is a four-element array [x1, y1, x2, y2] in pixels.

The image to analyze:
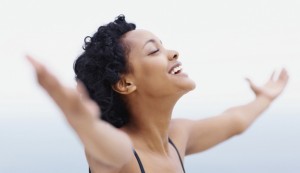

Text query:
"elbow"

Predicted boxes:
[[233, 113, 249, 135], [228, 111, 249, 135]]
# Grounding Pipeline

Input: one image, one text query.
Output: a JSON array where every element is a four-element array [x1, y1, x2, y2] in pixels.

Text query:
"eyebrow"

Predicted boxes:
[[143, 39, 162, 48]]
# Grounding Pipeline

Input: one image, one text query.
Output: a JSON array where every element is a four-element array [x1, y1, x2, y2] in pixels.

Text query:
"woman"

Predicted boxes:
[[27, 15, 289, 173]]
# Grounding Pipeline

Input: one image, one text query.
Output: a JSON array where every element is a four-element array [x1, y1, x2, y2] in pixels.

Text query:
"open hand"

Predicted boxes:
[[27, 55, 100, 126], [246, 68, 289, 101]]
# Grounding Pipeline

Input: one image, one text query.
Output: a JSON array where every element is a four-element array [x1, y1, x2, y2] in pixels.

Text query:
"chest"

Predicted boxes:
[[120, 150, 185, 173]]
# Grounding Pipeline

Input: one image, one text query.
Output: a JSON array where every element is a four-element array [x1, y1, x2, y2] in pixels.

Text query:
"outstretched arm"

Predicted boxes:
[[170, 69, 289, 155], [27, 56, 133, 169]]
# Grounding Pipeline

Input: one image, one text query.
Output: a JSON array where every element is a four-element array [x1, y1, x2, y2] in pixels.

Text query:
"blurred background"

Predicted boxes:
[[0, 0, 299, 172]]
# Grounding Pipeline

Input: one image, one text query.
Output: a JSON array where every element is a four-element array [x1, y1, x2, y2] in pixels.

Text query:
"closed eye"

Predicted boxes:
[[149, 49, 159, 55]]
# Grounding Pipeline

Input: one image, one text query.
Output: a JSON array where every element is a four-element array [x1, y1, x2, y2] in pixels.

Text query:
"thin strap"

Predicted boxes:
[[168, 138, 186, 173], [90, 139, 185, 173], [88, 150, 146, 173], [133, 149, 146, 173]]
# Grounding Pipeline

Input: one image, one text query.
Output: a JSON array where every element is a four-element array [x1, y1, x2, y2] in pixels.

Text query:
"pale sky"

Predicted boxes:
[[1, 0, 299, 119], [0, 1, 300, 173]]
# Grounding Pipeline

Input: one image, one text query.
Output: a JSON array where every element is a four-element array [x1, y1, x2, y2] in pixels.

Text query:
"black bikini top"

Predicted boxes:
[[89, 138, 186, 173], [133, 138, 186, 173]]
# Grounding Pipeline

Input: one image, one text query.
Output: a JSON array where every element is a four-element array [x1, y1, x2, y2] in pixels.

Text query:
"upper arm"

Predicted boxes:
[[169, 113, 244, 156], [187, 113, 244, 155], [80, 122, 133, 172], [85, 148, 131, 173]]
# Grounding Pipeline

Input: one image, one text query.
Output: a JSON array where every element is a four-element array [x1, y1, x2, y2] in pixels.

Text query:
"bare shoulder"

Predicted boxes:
[[169, 118, 192, 134], [168, 118, 193, 156], [86, 148, 142, 173], [85, 151, 117, 173]]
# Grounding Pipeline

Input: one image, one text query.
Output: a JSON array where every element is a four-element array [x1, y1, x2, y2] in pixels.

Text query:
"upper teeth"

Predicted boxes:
[[171, 65, 182, 74]]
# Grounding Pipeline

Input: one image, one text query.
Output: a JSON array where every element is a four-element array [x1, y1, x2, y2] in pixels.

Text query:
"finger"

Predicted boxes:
[[27, 55, 75, 109], [245, 77, 253, 85], [245, 77, 254, 88], [245, 77, 259, 93], [270, 70, 276, 81], [278, 68, 288, 80], [26, 55, 42, 73], [27, 55, 63, 93], [278, 68, 289, 87]]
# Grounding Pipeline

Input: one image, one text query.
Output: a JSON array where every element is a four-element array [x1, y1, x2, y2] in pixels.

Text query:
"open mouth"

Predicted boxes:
[[169, 64, 183, 75]]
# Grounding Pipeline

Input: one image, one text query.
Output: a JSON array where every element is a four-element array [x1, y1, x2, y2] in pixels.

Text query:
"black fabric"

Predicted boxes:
[[89, 138, 186, 173], [132, 138, 186, 173], [168, 138, 186, 173], [133, 148, 146, 173]]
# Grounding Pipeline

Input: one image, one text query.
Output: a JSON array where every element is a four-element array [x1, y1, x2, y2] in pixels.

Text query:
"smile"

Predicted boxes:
[[169, 64, 183, 75]]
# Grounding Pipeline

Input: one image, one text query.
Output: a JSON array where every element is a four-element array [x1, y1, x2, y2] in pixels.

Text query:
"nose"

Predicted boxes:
[[168, 50, 179, 61]]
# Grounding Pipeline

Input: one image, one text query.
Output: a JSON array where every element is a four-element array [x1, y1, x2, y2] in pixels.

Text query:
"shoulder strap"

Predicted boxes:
[[133, 149, 146, 173], [168, 138, 186, 173], [89, 149, 146, 173], [89, 140, 185, 173]]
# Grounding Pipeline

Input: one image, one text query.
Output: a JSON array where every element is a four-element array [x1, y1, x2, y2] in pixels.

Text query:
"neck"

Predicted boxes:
[[122, 94, 180, 154]]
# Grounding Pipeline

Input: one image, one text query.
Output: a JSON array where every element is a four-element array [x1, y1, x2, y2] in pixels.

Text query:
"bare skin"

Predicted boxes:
[[27, 29, 289, 173]]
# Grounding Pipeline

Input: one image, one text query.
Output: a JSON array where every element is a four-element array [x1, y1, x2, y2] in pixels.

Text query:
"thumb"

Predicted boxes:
[[245, 77, 252, 85], [245, 77, 258, 92]]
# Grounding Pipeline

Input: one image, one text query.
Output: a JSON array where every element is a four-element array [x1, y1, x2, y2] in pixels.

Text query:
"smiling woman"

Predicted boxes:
[[28, 14, 289, 173]]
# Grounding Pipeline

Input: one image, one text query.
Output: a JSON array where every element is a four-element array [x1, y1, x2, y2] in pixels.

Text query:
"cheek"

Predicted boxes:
[[136, 57, 167, 77], [135, 60, 168, 87]]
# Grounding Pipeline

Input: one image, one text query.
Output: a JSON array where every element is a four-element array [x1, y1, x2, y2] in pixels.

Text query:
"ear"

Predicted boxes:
[[112, 77, 136, 95]]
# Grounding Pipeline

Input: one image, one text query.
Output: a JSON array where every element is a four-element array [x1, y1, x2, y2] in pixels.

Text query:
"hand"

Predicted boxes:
[[246, 68, 289, 101], [27, 55, 100, 127]]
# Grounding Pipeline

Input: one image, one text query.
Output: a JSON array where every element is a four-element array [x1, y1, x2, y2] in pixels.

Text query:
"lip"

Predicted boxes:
[[168, 62, 182, 74]]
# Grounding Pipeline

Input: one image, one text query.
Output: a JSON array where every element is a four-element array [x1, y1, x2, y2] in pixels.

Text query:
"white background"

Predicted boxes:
[[0, 0, 299, 173]]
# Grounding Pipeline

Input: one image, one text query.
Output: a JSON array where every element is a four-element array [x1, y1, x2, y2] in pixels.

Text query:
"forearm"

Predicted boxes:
[[71, 118, 132, 168], [224, 95, 272, 133]]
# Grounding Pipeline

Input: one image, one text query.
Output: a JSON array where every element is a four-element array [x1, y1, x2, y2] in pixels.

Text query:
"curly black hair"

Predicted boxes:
[[73, 15, 136, 128]]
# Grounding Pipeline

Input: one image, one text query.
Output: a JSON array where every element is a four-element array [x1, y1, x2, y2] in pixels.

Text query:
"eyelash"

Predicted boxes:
[[149, 49, 159, 55]]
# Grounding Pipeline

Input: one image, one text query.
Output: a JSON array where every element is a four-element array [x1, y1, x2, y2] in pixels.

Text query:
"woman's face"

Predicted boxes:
[[122, 29, 195, 98]]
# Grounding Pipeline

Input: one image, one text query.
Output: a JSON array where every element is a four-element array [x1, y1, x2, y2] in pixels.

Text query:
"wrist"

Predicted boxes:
[[256, 94, 273, 105]]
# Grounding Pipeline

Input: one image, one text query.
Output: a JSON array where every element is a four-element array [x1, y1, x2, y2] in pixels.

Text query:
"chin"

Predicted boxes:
[[187, 82, 196, 92], [180, 79, 196, 94]]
